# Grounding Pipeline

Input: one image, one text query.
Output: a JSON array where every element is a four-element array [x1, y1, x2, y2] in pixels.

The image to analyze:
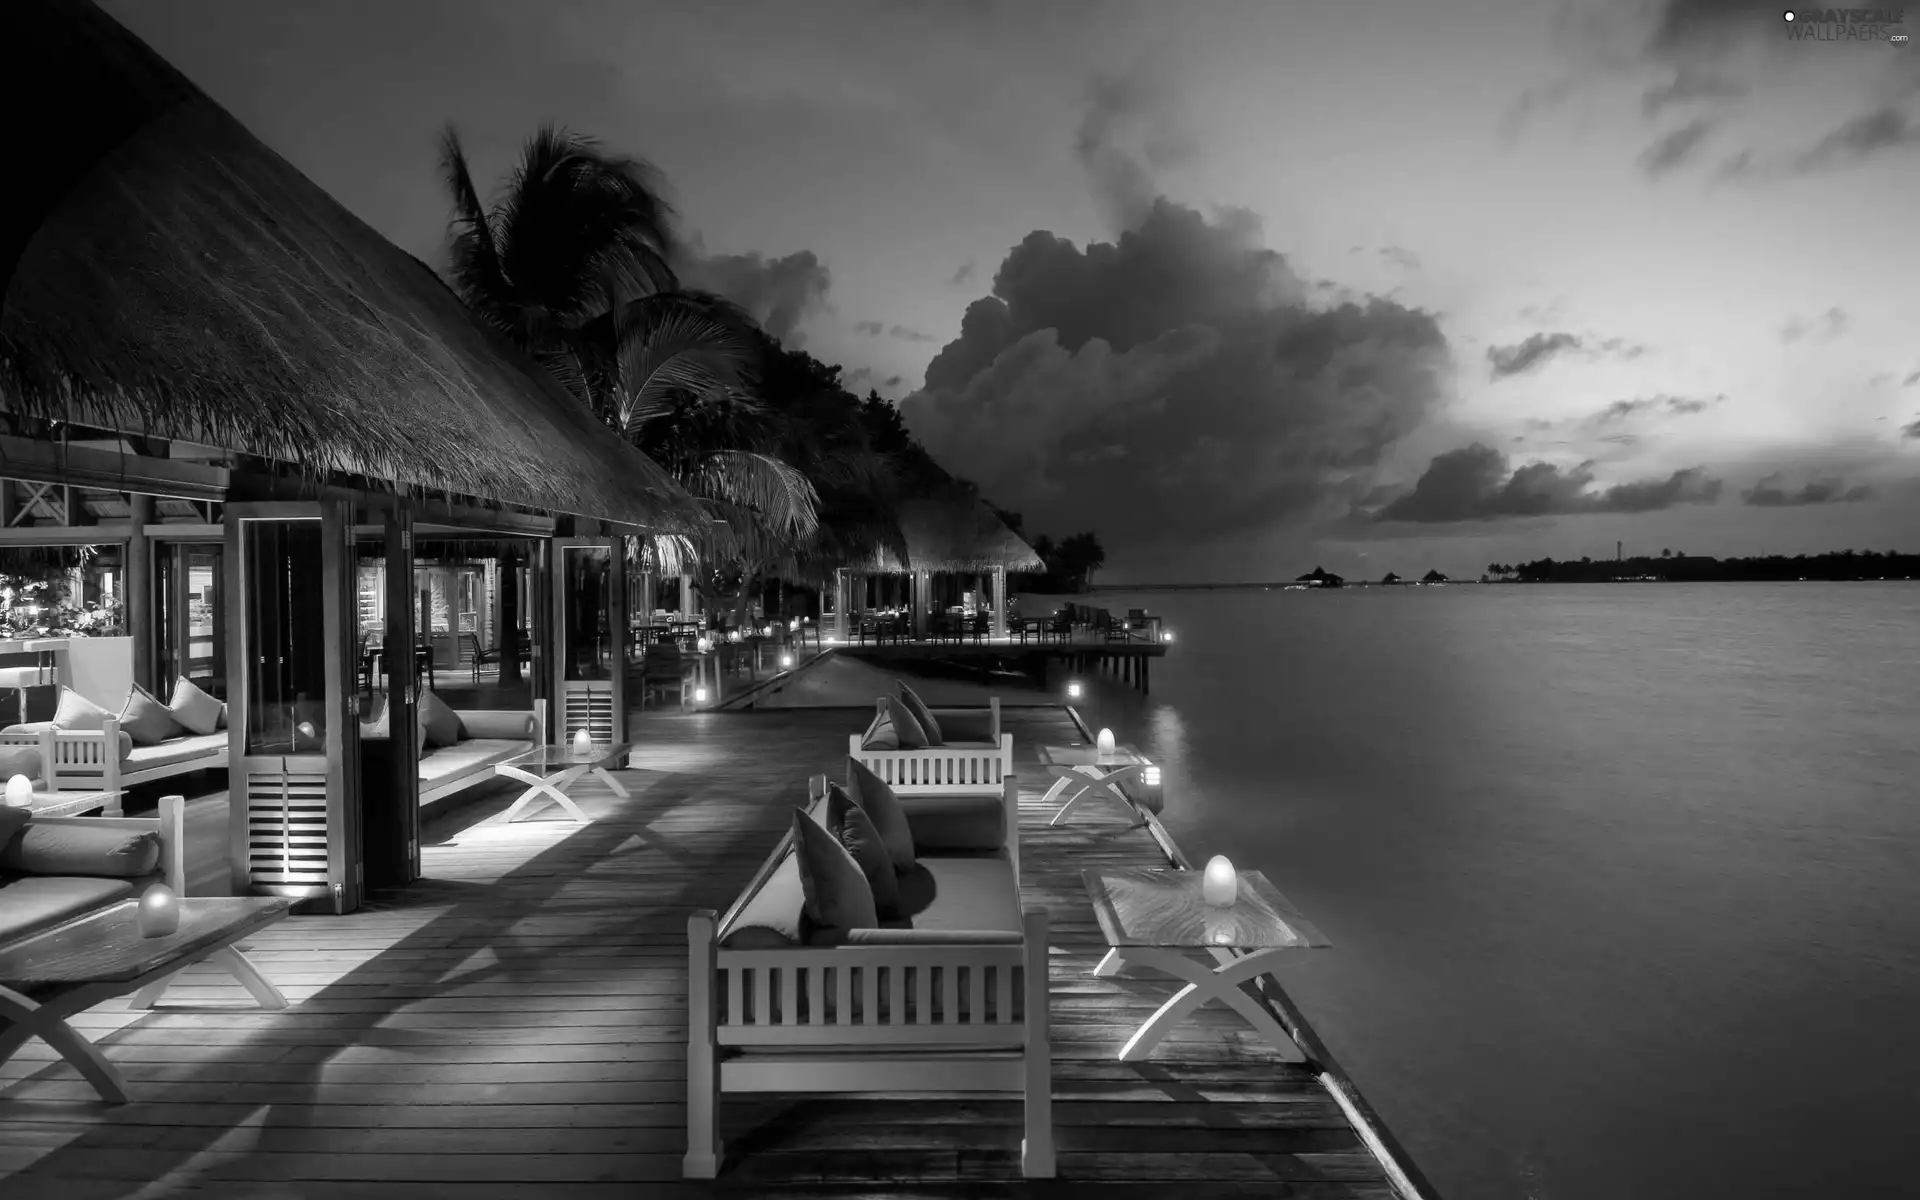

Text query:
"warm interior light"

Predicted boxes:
[[694, 686, 710, 703], [1096, 728, 1115, 755], [1163, 631, 1174, 642], [1066, 681, 1083, 699], [1202, 855, 1238, 907], [1142, 765, 1161, 787], [780, 653, 794, 668], [573, 728, 592, 754], [4, 773, 31, 807]]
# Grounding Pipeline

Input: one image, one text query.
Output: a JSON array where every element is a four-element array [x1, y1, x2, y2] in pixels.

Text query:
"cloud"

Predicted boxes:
[[1642, 66, 1747, 115], [854, 320, 884, 336], [902, 197, 1451, 547], [1380, 246, 1422, 271], [1903, 416, 1920, 438], [1498, 79, 1576, 142], [1645, 0, 1776, 59], [1073, 60, 1199, 230], [1741, 472, 1877, 506], [1487, 332, 1582, 377], [676, 237, 831, 346], [1905, 371, 1920, 387], [1640, 117, 1716, 176], [1781, 306, 1849, 342], [888, 324, 936, 343], [1371, 443, 1723, 523], [947, 261, 976, 288], [1593, 393, 1723, 422], [1788, 107, 1920, 172]]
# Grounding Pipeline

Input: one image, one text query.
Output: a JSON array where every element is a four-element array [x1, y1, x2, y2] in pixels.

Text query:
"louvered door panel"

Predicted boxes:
[[240, 757, 332, 897]]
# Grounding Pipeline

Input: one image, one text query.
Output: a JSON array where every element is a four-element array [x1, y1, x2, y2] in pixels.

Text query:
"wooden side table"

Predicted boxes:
[[1082, 867, 1330, 1062]]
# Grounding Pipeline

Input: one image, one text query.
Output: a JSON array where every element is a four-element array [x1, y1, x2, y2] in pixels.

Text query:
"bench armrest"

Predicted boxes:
[[842, 928, 1023, 946]]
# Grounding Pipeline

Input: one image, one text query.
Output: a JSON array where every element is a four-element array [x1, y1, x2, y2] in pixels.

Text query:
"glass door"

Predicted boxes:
[[154, 541, 227, 699]]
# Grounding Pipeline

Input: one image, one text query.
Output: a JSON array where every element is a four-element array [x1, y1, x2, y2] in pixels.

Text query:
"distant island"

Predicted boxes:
[[1095, 549, 1920, 590]]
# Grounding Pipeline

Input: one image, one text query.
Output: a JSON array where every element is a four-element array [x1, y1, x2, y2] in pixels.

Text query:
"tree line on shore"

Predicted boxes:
[[1484, 549, 1920, 583]]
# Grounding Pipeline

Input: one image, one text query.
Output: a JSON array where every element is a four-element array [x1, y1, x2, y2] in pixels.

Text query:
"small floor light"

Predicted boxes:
[[694, 685, 710, 704], [1202, 854, 1238, 908], [573, 728, 592, 755], [780, 653, 794, 669], [1096, 728, 1115, 756], [1066, 680, 1083, 699], [1163, 631, 1175, 643], [4, 773, 31, 807]]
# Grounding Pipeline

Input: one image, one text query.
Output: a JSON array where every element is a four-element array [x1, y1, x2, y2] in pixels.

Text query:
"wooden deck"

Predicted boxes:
[[0, 706, 1415, 1199]]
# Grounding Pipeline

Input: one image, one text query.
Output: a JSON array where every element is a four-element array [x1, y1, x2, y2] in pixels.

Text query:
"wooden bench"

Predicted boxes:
[[683, 774, 1053, 1180], [848, 698, 1010, 794], [0, 720, 225, 803]]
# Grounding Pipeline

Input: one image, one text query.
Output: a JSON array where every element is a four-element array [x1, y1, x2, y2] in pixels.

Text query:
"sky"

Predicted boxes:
[[104, 0, 1920, 582]]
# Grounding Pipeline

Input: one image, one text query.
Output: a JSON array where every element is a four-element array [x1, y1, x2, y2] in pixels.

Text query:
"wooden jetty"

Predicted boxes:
[[0, 706, 1434, 1198], [836, 640, 1166, 696]]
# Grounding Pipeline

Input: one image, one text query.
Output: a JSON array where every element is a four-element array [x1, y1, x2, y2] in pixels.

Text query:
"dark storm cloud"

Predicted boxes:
[[902, 198, 1450, 545], [1742, 473, 1876, 506], [1372, 443, 1723, 523], [1487, 332, 1582, 377], [1781, 306, 1849, 342], [1639, 117, 1716, 176], [675, 240, 831, 346]]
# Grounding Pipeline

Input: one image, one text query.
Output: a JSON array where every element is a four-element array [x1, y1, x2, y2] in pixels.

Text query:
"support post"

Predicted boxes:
[[991, 565, 1008, 642], [125, 494, 154, 691], [380, 504, 420, 885], [678, 574, 693, 616]]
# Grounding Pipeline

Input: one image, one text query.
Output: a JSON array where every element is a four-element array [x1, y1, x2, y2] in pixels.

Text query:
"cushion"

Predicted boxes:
[[417, 690, 465, 749], [123, 733, 226, 773], [359, 694, 392, 739], [859, 702, 900, 750], [418, 739, 525, 787], [720, 851, 805, 949], [119, 682, 188, 747], [0, 744, 43, 783], [0, 875, 139, 942], [3, 722, 133, 764], [902, 792, 1006, 853], [50, 687, 115, 731], [846, 756, 915, 872], [939, 710, 996, 744], [1, 822, 161, 878], [896, 683, 943, 745], [826, 783, 900, 919], [167, 676, 226, 737], [881, 695, 929, 749], [457, 710, 538, 740], [0, 804, 30, 846], [790, 806, 877, 936], [894, 850, 1022, 932], [216, 703, 228, 730]]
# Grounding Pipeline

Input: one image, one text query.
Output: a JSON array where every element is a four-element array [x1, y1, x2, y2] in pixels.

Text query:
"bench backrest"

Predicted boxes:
[[846, 732, 1011, 795]]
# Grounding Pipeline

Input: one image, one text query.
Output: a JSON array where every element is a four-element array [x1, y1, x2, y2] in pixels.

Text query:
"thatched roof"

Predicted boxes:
[[865, 495, 1043, 575], [0, 0, 702, 532]]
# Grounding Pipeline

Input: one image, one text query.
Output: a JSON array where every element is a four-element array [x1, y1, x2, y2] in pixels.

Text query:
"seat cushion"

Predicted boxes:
[[1, 822, 160, 878], [895, 850, 1021, 933], [51, 688, 117, 732], [902, 792, 1005, 853], [0, 744, 43, 782], [791, 806, 877, 937], [418, 739, 527, 787], [417, 690, 465, 749], [0, 875, 138, 943], [896, 683, 943, 746], [167, 676, 225, 737], [846, 756, 915, 872], [456, 709, 537, 740], [826, 784, 900, 918], [120, 683, 187, 747], [123, 733, 226, 773]]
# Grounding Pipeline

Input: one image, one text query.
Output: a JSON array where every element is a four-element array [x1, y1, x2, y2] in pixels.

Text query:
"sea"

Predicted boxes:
[[1056, 582, 1919, 1200]]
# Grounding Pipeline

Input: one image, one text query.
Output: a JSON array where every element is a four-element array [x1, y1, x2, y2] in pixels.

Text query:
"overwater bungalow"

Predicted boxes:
[[830, 491, 1043, 642], [0, 0, 707, 911]]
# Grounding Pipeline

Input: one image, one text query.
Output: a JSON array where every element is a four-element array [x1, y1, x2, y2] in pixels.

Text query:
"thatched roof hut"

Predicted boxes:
[[865, 495, 1042, 575], [0, 0, 701, 532]]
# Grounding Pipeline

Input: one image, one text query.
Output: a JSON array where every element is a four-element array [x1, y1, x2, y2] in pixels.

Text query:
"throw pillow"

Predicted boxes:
[[790, 806, 878, 932], [882, 695, 929, 749], [895, 683, 944, 746], [120, 682, 187, 747], [846, 755, 915, 872], [0, 805, 30, 850], [167, 676, 225, 737], [0, 744, 42, 783], [826, 783, 901, 918], [0, 823, 160, 878], [216, 703, 228, 730], [50, 687, 115, 732], [860, 700, 900, 750], [417, 690, 465, 748]]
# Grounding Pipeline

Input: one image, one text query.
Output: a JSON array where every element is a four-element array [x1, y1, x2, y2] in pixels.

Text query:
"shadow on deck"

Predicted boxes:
[[0, 707, 1402, 1199]]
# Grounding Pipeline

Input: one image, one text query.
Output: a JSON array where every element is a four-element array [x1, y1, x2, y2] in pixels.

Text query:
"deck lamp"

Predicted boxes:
[[694, 685, 710, 704], [697, 636, 712, 653], [1066, 680, 1083, 699], [573, 728, 592, 756], [4, 774, 30, 807], [780, 652, 794, 669], [1163, 631, 1174, 643], [135, 883, 181, 938], [1202, 855, 1238, 908], [1095, 728, 1115, 755]]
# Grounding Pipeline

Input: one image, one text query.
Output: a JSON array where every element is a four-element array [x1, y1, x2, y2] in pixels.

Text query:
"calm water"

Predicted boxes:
[[1063, 583, 1920, 1200]]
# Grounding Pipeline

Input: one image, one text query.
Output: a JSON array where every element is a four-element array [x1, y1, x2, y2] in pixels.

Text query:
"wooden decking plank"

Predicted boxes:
[[0, 705, 1400, 1194]]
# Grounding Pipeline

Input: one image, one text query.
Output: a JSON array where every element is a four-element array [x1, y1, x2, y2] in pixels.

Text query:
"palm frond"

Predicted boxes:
[[608, 301, 755, 436], [689, 450, 820, 540], [438, 126, 512, 337]]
